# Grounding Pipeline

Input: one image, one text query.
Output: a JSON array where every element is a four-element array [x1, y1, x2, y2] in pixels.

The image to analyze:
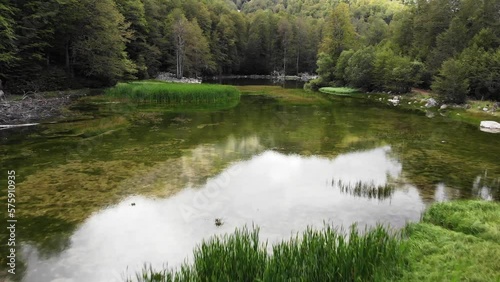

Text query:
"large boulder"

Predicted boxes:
[[425, 98, 438, 108], [480, 121, 500, 133]]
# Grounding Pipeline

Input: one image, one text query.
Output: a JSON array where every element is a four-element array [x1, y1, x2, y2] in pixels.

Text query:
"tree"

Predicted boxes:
[[0, 1, 18, 77], [114, 0, 150, 78], [277, 16, 293, 75], [345, 47, 375, 89], [319, 3, 356, 59], [184, 19, 214, 77], [71, 0, 136, 83], [317, 3, 356, 83], [169, 9, 189, 78], [432, 59, 469, 103], [212, 14, 238, 74], [334, 49, 354, 85]]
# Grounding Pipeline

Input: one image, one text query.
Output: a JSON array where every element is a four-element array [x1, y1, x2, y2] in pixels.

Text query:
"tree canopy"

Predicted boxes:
[[0, 0, 498, 102]]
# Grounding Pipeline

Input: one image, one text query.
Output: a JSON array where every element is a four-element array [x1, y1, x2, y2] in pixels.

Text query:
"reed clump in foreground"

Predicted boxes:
[[106, 81, 240, 105], [129, 225, 406, 282]]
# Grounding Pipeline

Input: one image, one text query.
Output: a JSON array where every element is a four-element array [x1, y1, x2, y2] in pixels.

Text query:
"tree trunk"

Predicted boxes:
[[65, 41, 74, 78], [296, 48, 300, 75]]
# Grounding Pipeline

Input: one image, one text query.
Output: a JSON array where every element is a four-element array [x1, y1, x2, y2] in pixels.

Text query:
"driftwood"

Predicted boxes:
[[0, 123, 39, 130], [0, 94, 72, 124]]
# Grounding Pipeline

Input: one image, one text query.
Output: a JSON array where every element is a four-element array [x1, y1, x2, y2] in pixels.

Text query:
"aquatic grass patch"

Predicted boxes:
[[106, 81, 240, 106], [333, 178, 395, 200], [319, 87, 361, 95], [129, 225, 407, 282]]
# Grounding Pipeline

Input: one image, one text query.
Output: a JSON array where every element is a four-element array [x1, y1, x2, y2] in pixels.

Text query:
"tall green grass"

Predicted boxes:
[[128, 225, 406, 282], [106, 81, 240, 105]]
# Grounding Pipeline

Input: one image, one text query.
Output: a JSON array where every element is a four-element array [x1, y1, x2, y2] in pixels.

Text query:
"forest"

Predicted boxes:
[[1, 0, 500, 102]]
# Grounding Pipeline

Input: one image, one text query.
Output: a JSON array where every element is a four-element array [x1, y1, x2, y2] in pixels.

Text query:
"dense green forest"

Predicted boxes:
[[0, 0, 499, 102]]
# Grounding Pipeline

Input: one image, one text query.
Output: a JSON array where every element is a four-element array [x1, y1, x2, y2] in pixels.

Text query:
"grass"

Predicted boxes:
[[402, 200, 500, 281], [129, 201, 500, 282], [105, 81, 240, 106], [319, 87, 361, 96], [128, 225, 406, 282]]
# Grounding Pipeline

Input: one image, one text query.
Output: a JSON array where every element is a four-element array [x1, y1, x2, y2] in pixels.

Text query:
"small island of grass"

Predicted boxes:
[[319, 87, 361, 96], [105, 81, 240, 107]]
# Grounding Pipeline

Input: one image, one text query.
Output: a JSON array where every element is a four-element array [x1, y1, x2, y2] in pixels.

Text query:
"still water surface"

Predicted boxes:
[[0, 85, 498, 281]]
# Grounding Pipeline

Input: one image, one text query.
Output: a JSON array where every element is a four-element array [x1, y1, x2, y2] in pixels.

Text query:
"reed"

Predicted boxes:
[[333, 178, 395, 200], [106, 81, 240, 105], [128, 225, 406, 282]]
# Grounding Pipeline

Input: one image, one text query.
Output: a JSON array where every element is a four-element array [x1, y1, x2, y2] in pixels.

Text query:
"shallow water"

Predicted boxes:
[[0, 89, 499, 281]]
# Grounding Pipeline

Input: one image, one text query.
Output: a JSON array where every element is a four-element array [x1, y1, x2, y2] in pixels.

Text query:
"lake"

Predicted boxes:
[[0, 84, 499, 281]]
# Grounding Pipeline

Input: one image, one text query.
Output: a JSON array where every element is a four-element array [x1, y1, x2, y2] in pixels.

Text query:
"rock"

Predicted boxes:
[[483, 107, 488, 112], [425, 98, 438, 108], [463, 104, 471, 109], [408, 102, 412, 105], [480, 121, 500, 133], [440, 104, 448, 110], [492, 102, 499, 111], [480, 121, 500, 129], [388, 98, 399, 106], [426, 110, 435, 118]]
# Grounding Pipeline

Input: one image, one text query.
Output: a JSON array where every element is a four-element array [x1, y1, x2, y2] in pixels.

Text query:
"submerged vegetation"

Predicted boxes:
[[130, 201, 500, 282], [129, 225, 406, 282], [237, 85, 330, 105], [105, 81, 240, 106]]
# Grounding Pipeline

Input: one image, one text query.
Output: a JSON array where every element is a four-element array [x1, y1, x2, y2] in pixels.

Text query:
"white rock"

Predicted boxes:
[[440, 104, 448, 110], [483, 107, 488, 112], [425, 98, 438, 108], [480, 121, 500, 129], [388, 98, 399, 105]]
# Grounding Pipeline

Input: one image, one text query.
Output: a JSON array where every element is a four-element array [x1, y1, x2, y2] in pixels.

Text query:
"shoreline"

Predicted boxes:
[[0, 89, 98, 125], [319, 87, 500, 128]]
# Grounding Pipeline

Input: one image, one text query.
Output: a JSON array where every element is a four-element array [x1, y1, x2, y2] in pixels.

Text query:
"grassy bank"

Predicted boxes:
[[402, 200, 500, 281], [319, 87, 500, 126], [129, 201, 500, 281], [106, 81, 240, 106]]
